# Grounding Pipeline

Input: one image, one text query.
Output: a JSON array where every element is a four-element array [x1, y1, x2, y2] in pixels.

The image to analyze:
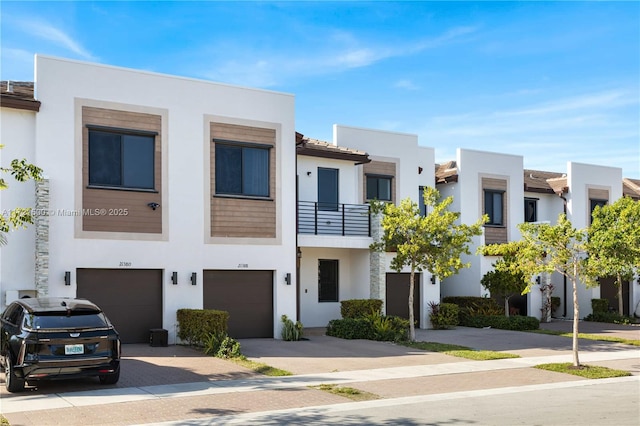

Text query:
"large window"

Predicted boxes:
[[88, 128, 155, 190], [366, 175, 392, 201], [419, 186, 427, 216], [484, 190, 504, 225], [215, 143, 270, 197], [524, 198, 538, 222], [318, 259, 339, 302], [318, 168, 339, 211], [590, 199, 607, 224]]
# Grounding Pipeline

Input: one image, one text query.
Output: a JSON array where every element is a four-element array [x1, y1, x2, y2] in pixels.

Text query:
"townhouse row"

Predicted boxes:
[[1, 56, 638, 343]]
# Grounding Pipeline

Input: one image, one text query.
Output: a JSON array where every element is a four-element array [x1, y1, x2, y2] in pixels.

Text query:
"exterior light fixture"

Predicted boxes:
[[64, 271, 71, 286], [191, 272, 197, 285], [285, 273, 292, 285], [171, 272, 178, 285]]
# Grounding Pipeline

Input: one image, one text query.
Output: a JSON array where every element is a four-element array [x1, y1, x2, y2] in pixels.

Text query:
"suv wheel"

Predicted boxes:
[[99, 366, 120, 385], [5, 354, 25, 393]]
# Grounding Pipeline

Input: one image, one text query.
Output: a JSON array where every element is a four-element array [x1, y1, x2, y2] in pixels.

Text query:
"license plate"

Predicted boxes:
[[65, 344, 84, 355]]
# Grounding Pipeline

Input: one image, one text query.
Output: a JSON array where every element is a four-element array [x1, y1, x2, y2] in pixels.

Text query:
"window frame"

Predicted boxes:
[[214, 140, 272, 199], [589, 198, 607, 224], [366, 174, 393, 201], [318, 259, 339, 303], [484, 189, 505, 226], [524, 197, 538, 223], [87, 125, 157, 192]]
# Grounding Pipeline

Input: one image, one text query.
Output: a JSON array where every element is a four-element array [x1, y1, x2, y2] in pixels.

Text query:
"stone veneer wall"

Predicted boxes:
[[35, 179, 49, 296], [369, 212, 386, 312]]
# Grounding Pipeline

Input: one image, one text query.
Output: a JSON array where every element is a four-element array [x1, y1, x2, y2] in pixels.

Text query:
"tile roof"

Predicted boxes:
[[0, 81, 40, 111], [435, 161, 458, 183], [524, 169, 567, 194], [296, 133, 370, 164], [623, 178, 640, 200]]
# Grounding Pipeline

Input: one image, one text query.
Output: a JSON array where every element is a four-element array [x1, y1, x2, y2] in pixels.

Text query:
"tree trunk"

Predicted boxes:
[[617, 272, 623, 315], [409, 268, 416, 342], [571, 268, 580, 367], [504, 297, 510, 317]]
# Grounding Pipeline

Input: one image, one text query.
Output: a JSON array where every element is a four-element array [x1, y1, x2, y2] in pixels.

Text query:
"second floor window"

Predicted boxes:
[[524, 198, 537, 222], [590, 199, 607, 224], [484, 190, 504, 226], [366, 175, 392, 201], [215, 143, 270, 197], [88, 128, 155, 190], [318, 167, 339, 211]]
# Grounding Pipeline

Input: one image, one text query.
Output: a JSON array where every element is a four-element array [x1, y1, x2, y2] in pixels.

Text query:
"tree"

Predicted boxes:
[[480, 254, 528, 317], [370, 187, 485, 341], [485, 214, 595, 367], [0, 144, 43, 245], [588, 196, 640, 315]]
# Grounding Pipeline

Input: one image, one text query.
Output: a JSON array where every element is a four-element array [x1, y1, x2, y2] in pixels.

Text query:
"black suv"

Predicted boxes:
[[1, 297, 121, 392]]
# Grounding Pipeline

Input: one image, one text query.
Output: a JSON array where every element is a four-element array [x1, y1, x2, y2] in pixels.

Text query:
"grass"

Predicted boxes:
[[312, 384, 379, 401], [230, 356, 293, 376], [535, 362, 632, 379], [400, 341, 520, 360], [529, 329, 640, 346]]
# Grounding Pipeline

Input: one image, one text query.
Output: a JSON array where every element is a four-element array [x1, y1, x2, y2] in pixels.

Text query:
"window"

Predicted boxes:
[[419, 186, 427, 216], [215, 143, 270, 197], [318, 259, 339, 302], [590, 199, 607, 224], [524, 198, 537, 222], [88, 128, 156, 190], [366, 175, 392, 201], [318, 168, 339, 211], [484, 190, 504, 225]]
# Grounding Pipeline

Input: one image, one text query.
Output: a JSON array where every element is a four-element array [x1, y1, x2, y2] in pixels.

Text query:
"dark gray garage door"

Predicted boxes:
[[599, 276, 630, 315], [77, 269, 163, 344], [386, 273, 420, 321], [203, 270, 273, 338]]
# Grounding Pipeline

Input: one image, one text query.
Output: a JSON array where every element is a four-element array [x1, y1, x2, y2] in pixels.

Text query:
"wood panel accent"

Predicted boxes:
[[363, 160, 397, 204], [210, 122, 276, 238], [482, 177, 508, 244], [588, 188, 609, 201], [82, 106, 162, 233]]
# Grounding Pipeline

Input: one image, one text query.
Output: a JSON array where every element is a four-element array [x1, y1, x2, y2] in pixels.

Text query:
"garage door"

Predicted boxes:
[[77, 269, 163, 344], [599, 276, 630, 315], [386, 273, 420, 321], [203, 270, 273, 338]]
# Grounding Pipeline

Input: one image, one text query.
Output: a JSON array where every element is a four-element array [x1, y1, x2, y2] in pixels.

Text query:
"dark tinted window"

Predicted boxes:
[[524, 198, 537, 222], [318, 259, 339, 302], [366, 175, 392, 201], [30, 312, 110, 330], [318, 168, 339, 211], [89, 129, 155, 190], [484, 190, 504, 225], [215, 144, 269, 197]]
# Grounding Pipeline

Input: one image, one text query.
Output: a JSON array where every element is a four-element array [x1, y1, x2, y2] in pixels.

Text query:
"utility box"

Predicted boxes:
[[149, 328, 168, 347]]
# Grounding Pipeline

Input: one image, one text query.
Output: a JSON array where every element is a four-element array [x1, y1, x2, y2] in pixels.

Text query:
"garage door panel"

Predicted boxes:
[[203, 270, 273, 339], [77, 269, 163, 344]]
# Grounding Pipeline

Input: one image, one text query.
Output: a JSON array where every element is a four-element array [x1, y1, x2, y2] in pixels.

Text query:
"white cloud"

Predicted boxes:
[[393, 79, 420, 91], [16, 18, 96, 61]]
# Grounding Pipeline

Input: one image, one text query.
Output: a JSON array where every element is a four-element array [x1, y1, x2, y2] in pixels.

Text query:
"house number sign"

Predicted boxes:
[[237, 263, 249, 268], [119, 261, 132, 267]]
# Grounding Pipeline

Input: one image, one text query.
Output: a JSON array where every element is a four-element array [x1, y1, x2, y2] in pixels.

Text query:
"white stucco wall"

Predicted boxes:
[[0, 107, 38, 304], [28, 55, 298, 338]]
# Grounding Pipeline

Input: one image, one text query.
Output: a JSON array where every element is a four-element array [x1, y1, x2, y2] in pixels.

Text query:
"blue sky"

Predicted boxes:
[[2, 1, 639, 178]]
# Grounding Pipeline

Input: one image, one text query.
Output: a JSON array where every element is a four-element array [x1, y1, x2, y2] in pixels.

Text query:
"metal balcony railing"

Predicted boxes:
[[298, 201, 371, 237]]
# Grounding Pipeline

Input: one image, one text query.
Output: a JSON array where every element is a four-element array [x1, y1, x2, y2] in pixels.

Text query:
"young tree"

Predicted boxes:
[[486, 214, 595, 367], [0, 144, 43, 245], [588, 196, 640, 315], [370, 187, 485, 341], [480, 254, 528, 317]]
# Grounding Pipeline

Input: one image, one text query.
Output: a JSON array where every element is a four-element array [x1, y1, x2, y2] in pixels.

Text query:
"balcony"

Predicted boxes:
[[298, 201, 371, 237]]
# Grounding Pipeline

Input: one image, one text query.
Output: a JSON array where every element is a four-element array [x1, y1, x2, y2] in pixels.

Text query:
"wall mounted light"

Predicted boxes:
[[307, 171, 312, 176], [147, 202, 160, 210], [297, 248, 302, 258], [64, 271, 71, 286], [430, 275, 436, 285], [536, 276, 541, 285], [285, 273, 292, 285], [171, 272, 178, 285], [191, 272, 197, 286]]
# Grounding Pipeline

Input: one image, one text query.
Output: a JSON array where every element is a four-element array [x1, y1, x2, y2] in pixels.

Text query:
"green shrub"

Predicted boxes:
[[202, 331, 242, 358], [429, 302, 459, 329], [177, 309, 229, 346], [364, 310, 410, 342], [460, 315, 539, 331], [591, 299, 609, 314], [281, 315, 304, 341], [443, 296, 504, 323], [585, 311, 633, 325], [340, 299, 383, 319], [327, 318, 374, 339]]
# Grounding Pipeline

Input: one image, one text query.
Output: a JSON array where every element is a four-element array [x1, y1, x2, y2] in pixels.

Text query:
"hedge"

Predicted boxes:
[[429, 303, 459, 329], [591, 299, 609, 314], [326, 318, 374, 339], [177, 308, 229, 346], [460, 314, 540, 331], [340, 299, 383, 319]]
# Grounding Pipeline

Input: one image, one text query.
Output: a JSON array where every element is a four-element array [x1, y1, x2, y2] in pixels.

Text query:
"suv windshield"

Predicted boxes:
[[26, 312, 111, 330]]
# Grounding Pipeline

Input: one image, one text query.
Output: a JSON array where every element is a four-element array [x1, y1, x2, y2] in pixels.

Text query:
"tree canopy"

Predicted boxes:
[[371, 186, 485, 341]]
